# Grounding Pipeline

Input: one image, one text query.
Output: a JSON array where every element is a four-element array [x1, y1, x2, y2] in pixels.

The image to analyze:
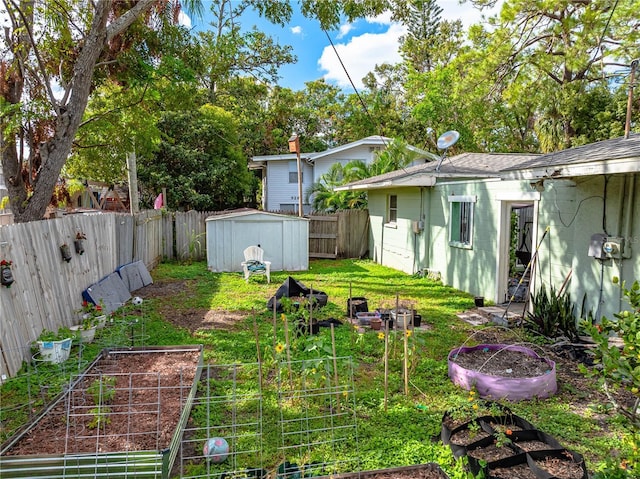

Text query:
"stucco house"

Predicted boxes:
[[249, 136, 436, 214], [337, 133, 640, 321]]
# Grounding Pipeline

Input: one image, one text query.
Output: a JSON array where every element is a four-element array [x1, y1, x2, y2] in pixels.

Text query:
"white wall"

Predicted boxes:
[[265, 160, 313, 213]]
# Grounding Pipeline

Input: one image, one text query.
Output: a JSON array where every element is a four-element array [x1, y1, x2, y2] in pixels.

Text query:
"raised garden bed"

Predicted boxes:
[[317, 463, 449, 479], [448, 344, 557, 400], [0, 345, 203, 479]]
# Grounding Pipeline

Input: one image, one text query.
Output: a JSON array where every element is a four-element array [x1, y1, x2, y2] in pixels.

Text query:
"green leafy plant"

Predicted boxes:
[[37, 326, 73, 342], [526, 283, 579, 341], [76, 300, 105, 329], [580, 278, 640, 477], [86, 376, 116, 430]]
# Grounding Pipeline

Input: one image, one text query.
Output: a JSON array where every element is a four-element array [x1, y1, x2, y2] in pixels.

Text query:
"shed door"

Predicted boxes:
[[232, 220, 284, 271]]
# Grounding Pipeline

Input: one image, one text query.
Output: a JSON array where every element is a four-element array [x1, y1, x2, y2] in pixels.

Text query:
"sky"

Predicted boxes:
[[185, 1, 503, 92]]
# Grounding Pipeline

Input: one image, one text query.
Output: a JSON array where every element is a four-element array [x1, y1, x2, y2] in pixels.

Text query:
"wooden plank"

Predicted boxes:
[[309, 233, 337, 239], [307, 215, 337, 222], [309, 252, 337, 259]]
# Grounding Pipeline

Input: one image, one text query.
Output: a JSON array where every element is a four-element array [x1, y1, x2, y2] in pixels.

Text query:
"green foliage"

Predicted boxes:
[[37, 327, 73, 342], [2, 260, 633, 476], [579, 279, 640, 476], [87, 376, 117, 405], [139, 105, 251, 211], [580, 280, 640, 423], [525, 283, 579, 341]]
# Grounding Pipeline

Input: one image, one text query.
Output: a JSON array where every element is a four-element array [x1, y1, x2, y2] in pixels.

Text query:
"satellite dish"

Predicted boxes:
[[437, 130, 460, 150], [435, 130, 460, 172]]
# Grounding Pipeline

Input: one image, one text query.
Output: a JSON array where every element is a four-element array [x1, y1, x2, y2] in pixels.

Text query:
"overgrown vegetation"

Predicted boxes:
[[580, 279, 640, 478], [0, 260, 634, 478]]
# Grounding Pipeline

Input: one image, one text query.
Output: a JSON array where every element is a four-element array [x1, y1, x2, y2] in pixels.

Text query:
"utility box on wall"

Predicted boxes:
[[205, 209, 309, 273], [588, 233, 625, 260], [588, 233, 607, 259], [603, 237, 624, 259]]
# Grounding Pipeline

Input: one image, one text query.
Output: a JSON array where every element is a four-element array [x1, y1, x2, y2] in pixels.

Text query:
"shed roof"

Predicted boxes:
[[205, 208, 308, 222], [336, 152, 540, 191]]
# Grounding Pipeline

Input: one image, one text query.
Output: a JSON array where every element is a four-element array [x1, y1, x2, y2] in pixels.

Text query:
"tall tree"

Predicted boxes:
[[1, 0, 392, 222], [138, 105, 252, 211], [1, 0, 204, 222], [466, 0, 640, 150], [197, 0, 296, 104], [393, 0, 443, 73]]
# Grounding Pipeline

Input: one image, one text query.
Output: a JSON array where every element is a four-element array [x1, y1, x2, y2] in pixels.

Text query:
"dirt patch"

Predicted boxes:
[[450, 347, 551, 378], [3, 349, 200, 456], [137, 281, 251, 332], [138, 279, 192, 298], [164, 308, 250, 333], [335, 464, 449, 479]]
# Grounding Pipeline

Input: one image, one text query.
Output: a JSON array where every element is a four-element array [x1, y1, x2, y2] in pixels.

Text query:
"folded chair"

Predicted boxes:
[[241, 245, 271, 283]]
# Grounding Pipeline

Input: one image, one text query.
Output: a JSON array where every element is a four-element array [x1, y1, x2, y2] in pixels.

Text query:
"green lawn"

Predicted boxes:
[[0, 259, 631, 478]]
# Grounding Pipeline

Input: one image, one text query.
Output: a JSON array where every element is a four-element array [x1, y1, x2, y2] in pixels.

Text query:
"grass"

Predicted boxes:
[[0, 259, 632, 478]]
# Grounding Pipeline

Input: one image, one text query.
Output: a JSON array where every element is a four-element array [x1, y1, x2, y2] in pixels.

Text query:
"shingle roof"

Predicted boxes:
[[339, 152, 540, 189], [502, 133, 640, 171]]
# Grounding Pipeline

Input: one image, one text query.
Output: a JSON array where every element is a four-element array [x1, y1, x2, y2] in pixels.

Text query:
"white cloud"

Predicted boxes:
[[438, 0, 503, 28], [178, 11, 192, 29], [336, 23, 353, 39], [365, 12, 394, 25], [319, 22, 407, 90], [291, 25, 302, 35]]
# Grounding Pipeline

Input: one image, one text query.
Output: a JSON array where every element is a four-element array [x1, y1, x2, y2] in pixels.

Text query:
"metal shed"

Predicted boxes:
[[206, 209, 309, 273]]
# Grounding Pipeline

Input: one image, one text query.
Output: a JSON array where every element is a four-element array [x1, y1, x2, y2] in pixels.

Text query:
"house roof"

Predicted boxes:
[[249, 136, 438, 167], [501, 133, 640, 180], [335, 152, 541, 191]]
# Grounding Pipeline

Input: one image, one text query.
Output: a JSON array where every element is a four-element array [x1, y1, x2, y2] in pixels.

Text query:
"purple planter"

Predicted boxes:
[[448, 344, 557, 401]]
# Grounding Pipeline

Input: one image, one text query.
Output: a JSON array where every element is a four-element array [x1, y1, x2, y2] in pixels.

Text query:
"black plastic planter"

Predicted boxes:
[[347, 297, 368, 317], [527, 449, 588, 479], [466, 436, 523, 476], [508, 429, 564, 454]]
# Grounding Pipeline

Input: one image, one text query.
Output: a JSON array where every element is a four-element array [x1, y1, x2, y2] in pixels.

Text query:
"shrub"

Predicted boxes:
[[526, 283, 579, 341], [580, 279, 640, 477]]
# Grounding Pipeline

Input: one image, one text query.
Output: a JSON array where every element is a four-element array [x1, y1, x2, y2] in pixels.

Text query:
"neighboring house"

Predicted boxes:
[[249, 136, 436, 214], [337, 133, 640, 321]]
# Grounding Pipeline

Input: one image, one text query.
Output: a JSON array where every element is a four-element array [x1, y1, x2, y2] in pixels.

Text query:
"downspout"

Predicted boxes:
[[424, 187, 431, 271], [622, 174, 635, 259]]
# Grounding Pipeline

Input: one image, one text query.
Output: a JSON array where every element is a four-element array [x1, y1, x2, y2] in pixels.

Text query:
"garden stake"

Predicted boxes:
[[283, 313, 293, 391], [384, 319, 389, 412], [330, 324, 340, 409], [272, 300, 278, 358], [253, 312, 264, 391], [349, 281, 352, 318], [403, 309, 409, 395]]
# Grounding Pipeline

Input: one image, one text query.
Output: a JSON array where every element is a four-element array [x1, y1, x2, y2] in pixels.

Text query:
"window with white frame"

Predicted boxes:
[[387, 194, 398, 224], [288, 160, 302, 183], [448, 195, 476, 248]]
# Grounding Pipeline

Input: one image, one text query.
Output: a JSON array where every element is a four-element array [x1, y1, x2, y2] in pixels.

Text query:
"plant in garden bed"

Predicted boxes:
[[86, 375, 116, 429], [526, 283, 579, 341]]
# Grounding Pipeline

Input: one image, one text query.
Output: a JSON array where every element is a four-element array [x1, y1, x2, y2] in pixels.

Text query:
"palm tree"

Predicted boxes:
[[307, 138, 428, 211]]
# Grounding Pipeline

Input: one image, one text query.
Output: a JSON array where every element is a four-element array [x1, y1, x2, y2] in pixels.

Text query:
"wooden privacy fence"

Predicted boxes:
[[308, 209, 369, 259], [0, 210, 163, 378], [0, 208, 369, 378]]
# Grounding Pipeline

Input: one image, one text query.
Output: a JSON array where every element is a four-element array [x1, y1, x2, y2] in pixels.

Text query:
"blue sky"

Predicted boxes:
[[185, 1, 503, 92]]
